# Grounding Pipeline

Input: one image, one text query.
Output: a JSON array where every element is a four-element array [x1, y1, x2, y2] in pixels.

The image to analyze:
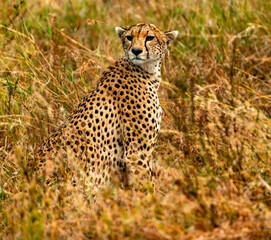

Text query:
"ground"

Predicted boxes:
[[0, 0, 271, 239]]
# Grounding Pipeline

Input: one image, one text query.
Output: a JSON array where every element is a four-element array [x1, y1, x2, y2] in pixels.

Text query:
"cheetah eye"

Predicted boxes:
[[126, 35, 133, 41], [146, 36, 155, 41]]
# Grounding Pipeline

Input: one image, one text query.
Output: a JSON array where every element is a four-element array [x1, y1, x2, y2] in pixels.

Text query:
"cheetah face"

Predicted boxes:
[[116, 23, 178, 66]]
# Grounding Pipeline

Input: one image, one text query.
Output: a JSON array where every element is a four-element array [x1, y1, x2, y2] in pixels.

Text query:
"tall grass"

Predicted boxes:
[[1, 0, 271, 239]]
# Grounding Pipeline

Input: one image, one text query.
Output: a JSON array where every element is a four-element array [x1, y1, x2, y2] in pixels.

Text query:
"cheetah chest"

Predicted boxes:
[[156, 96, 162, 132], [144, 88, 162, 138]]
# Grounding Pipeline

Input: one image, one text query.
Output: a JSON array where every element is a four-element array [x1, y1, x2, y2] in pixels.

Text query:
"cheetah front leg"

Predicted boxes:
[[120, 124, 155, 188], [122, 154, 154, 189]]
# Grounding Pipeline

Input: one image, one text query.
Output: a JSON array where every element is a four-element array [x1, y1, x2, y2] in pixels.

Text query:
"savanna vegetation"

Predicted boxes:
[[1, 0, 271, 239]]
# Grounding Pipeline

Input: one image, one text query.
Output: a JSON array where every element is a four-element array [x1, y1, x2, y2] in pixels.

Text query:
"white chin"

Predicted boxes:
[[131, 58, 145, 64]]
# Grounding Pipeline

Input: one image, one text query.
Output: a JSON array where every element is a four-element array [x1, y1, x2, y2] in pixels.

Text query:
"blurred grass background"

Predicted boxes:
[[0, 0, 271, 239]]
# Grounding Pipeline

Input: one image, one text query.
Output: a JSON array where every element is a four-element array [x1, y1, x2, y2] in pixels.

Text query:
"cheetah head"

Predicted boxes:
[[116, 23, 178, 68]]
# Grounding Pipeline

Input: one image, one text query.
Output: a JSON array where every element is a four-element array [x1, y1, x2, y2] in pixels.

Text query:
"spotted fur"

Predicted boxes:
[[35, 23, 178, 188]]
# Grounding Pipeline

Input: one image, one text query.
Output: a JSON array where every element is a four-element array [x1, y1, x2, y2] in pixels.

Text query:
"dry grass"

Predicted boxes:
[[1, 0, 271, 239]]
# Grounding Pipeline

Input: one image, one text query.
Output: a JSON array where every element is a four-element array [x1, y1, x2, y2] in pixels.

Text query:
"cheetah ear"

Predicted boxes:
[[165, 30, 178, 46], [115, 27, 127, 38]]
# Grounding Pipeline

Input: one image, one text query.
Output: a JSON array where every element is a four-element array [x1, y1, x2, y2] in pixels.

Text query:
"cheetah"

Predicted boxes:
[[35, 23, 178, 188]]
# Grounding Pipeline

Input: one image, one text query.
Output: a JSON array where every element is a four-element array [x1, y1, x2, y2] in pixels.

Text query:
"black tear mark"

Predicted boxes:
[[145, 31, 149, 59]]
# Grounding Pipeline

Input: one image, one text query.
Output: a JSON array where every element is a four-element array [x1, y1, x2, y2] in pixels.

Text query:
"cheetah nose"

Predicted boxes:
[[131, 48, 143, 56]]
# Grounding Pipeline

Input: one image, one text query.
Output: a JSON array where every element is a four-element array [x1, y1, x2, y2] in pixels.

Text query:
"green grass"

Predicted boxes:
[[1, 0, 271, 239]]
